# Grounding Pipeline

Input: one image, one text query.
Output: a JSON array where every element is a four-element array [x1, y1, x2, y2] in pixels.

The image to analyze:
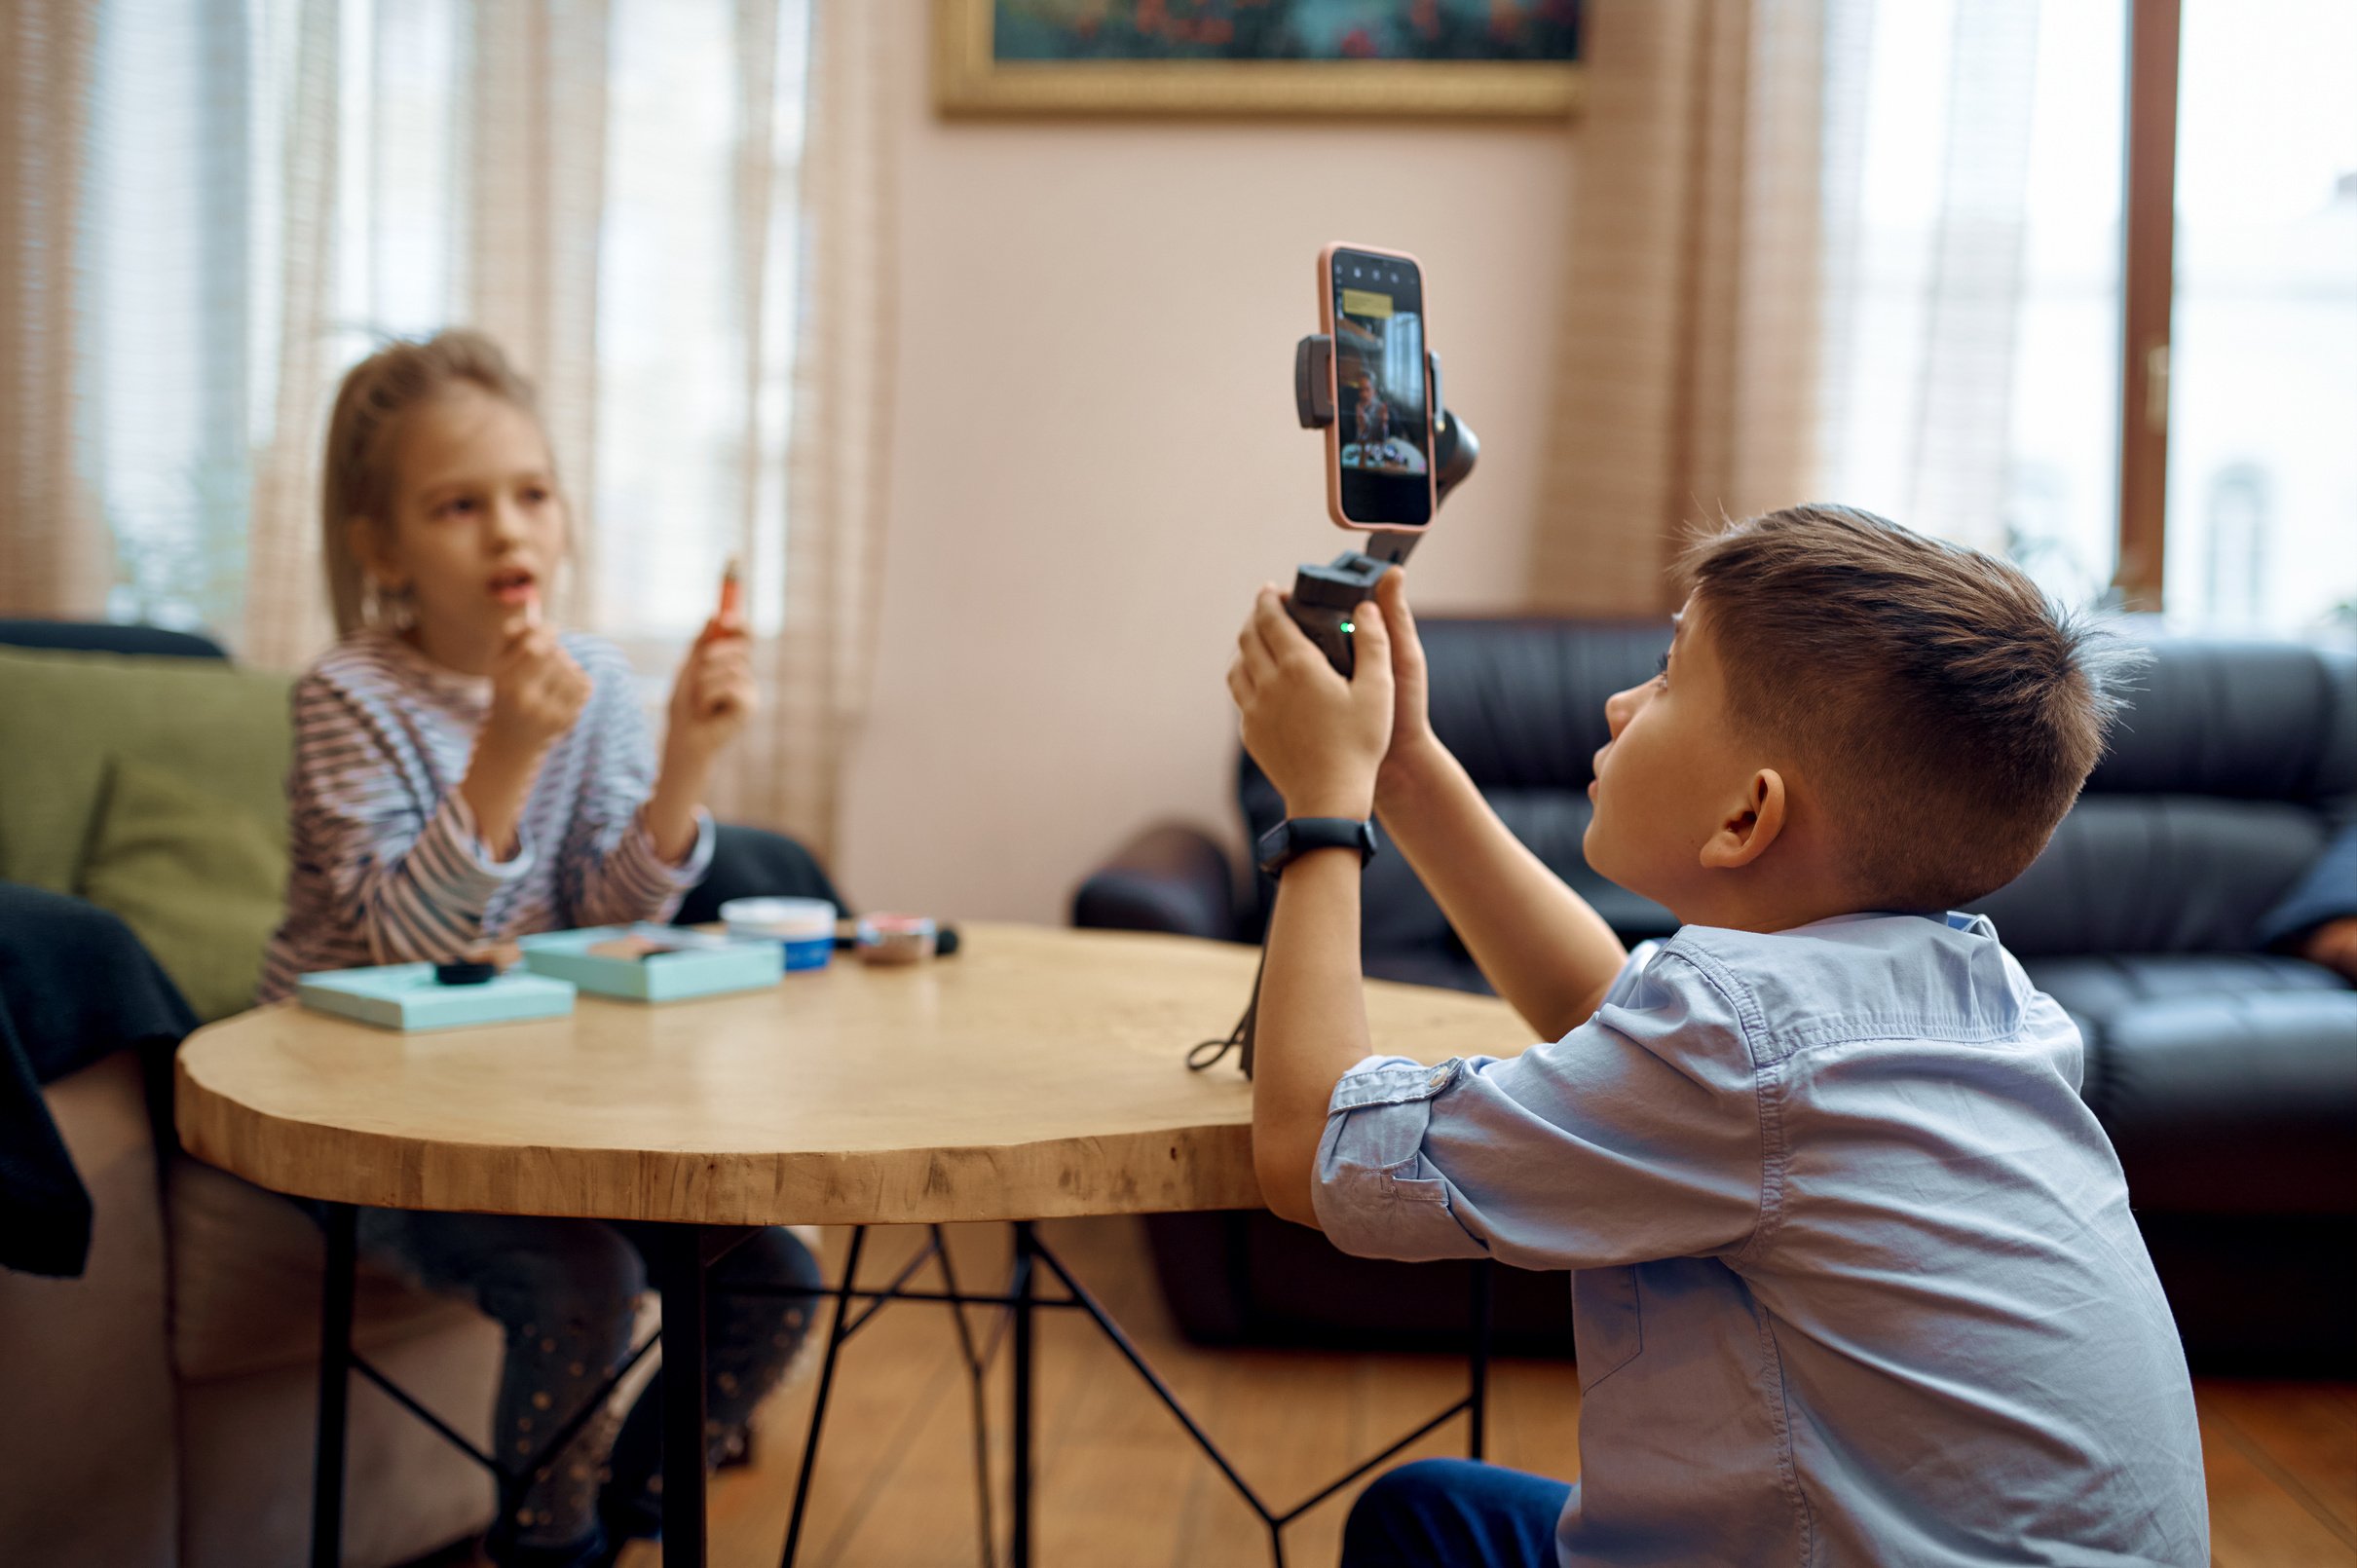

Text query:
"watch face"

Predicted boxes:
[[1254, 821, 1295, 877]]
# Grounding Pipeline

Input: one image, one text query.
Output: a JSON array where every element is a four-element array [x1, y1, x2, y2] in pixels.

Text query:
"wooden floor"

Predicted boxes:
[[440, 1218, 2353, 1567]]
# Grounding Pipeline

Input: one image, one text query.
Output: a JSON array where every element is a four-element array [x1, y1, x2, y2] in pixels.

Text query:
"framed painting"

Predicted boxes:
[[935, 0, 1584, 119]]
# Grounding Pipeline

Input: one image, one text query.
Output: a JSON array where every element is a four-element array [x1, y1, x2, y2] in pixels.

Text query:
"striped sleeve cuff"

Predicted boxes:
[[366, 793, 537, 963], [419, 790, 539, 899], [595, 806, 717, 917]]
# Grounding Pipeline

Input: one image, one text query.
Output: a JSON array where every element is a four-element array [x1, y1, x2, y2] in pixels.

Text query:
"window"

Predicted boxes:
[[1817, 0, 2357, 635], [2158, 0, 2357, 634], [81, 0, 809, 649]]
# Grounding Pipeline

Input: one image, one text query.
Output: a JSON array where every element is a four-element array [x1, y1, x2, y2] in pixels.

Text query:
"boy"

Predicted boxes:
[[1224, 505, 2207, 1566]]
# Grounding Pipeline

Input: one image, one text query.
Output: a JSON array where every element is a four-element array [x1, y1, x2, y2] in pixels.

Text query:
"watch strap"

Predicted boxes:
[[1255, 816, 1379, 877]]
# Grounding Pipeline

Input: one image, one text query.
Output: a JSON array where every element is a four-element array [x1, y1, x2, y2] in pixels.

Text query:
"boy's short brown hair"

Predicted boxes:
[[1683, 504, 2136, 912]]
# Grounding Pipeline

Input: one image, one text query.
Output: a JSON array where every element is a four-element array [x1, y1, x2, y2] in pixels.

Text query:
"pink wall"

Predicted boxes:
[[835, 11, 1581, 923]]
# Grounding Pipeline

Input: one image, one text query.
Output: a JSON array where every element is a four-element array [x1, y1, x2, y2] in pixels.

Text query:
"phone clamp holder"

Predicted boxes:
[[1287, 335, 1478, 676]]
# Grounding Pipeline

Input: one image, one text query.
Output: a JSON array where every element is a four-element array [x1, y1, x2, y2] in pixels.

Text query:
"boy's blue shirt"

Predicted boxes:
[[1315, 912, 2209, 1567]]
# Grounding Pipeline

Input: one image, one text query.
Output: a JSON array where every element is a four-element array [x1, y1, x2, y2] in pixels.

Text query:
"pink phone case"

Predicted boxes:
[[1319, 241, 1438, 534]]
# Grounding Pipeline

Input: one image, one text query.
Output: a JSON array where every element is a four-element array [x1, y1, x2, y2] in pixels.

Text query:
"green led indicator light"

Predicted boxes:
[[1340, 620, 1355, 633]]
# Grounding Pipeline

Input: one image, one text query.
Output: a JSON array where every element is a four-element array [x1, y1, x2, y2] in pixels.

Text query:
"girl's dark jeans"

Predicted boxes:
[[357, 1208, 822, 1557]]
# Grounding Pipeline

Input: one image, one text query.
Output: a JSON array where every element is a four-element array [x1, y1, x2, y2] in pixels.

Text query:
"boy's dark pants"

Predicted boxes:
[[1341, 1458, 1571, 1568]]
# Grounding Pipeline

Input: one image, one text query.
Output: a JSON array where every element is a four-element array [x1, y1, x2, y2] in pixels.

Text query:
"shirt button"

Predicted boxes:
[[1426, 1065, 1450, 1090]]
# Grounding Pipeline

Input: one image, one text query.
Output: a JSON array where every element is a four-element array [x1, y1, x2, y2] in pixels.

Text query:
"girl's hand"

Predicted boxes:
[[1226, 584, 1393, 820], [464, 621, 590, 858], [485, 621, 592, 758], [645, 618, 755, 863], [663, 616, 758, 768]]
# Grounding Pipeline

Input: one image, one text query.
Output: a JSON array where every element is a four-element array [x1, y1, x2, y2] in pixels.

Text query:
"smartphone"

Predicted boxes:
[[1319, 242, 1437, 532]]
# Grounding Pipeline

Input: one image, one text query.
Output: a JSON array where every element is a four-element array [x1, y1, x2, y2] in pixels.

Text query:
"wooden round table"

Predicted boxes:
[[176, 924, 1524, 1567], [178, 923, 1519, 1223]]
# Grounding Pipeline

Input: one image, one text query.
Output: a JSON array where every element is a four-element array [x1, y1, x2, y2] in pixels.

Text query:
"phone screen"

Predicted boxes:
[[1331, 249, 1434, 528]]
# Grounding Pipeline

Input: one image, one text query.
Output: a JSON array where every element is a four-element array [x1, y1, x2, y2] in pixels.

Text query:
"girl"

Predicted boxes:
[[260, 330, 819, 1568]]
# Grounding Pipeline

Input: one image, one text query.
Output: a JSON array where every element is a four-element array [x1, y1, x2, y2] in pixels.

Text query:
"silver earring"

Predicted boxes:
[[363, 579, 416, 630]]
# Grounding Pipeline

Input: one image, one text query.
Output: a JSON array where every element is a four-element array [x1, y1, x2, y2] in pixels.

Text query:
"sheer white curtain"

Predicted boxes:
[[1532, 0, 2094, 613], [1, 0, 894, 848], [1529, 0, 1828, 614], [0, 3, 105, 617], [1814, 0, 2107, 601]]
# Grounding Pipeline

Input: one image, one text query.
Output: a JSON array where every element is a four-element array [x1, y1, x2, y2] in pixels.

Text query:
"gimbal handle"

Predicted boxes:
[[1186, 334, 1488, 1077]]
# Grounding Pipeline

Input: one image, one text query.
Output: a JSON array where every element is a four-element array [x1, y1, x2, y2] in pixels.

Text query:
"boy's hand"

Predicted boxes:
[[1227, 585, 1393, 819], [485, 620, 592, 758], [1369, 568, 1442, 803], [662, 616, 758, 771], [2301, 916, 2357, 981]]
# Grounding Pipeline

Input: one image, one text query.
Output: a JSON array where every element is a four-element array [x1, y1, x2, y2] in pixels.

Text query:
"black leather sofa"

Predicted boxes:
[[1073, 618, 2357, 1372]]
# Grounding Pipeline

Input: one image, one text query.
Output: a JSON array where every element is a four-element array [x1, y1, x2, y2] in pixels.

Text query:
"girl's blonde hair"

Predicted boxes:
[[320, 329, 547, 636]]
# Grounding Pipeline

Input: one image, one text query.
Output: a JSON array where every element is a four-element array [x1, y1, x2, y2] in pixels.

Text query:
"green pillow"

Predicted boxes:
[[75, 756, 288, 1023], [0, 645, 291, 893]]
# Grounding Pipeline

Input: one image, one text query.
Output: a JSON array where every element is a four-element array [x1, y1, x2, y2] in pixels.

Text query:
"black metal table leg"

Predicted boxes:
[[655, 1225, 711, 1568], [1010, 1220, 1038, 1568], [781, 1225, 869, 1568], [313, 1202, 357, 1568], [737, 1222, 1497, 1567], [928, 1224, 998, 1568]]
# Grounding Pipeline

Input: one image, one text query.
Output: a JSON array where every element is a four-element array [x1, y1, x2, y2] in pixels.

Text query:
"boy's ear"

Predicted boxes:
[[1700, 767, 1786, 871]]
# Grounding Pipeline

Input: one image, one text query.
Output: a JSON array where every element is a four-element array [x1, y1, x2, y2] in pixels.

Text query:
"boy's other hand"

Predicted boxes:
[[1227, 584, 1393, 819], [664, 616, 758, 768], [2301, 916, 2357, 981], [1369, 568, 1442, 802], [486, 621, 592, 757]]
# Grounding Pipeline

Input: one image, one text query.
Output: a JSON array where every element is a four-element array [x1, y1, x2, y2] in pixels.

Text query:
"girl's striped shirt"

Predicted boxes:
[[258, 627, 711, 1002]]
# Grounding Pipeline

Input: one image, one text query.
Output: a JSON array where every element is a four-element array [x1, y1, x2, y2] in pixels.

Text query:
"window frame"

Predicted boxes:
[[2114, 0, 2181, 612]]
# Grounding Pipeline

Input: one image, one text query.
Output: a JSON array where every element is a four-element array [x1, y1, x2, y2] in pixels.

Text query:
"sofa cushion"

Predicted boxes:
[[1242, 767, 1677, 966], [167, 1155, 485, 1385], [1417, 617, 1670, 791], [1974, 797, 2331, 957], [0, 617, 227, 660], [2019, 952, 2347, 1023], [0, 645, 291, 894], [77, 757, 287, 1023], [2084, 989, 2357, 1216], [2082, 639, 2357, 803]]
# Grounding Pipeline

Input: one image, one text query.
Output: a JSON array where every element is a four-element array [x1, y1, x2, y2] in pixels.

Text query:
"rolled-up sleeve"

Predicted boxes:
[[1313, 1056, 1490, 1260], [1311, 949, 1771, 1272]]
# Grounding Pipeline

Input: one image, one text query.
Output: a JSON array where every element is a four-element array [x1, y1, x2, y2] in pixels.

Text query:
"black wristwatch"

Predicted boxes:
[[1255, 816, 1380, 877]]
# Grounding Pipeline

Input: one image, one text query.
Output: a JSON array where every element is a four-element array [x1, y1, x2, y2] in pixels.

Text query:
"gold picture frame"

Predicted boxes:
[[935, 0, 1585, 120]]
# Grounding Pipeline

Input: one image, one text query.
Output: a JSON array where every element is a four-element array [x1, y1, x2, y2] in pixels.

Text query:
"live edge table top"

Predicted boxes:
[[175, 924, 1526, 1228]]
